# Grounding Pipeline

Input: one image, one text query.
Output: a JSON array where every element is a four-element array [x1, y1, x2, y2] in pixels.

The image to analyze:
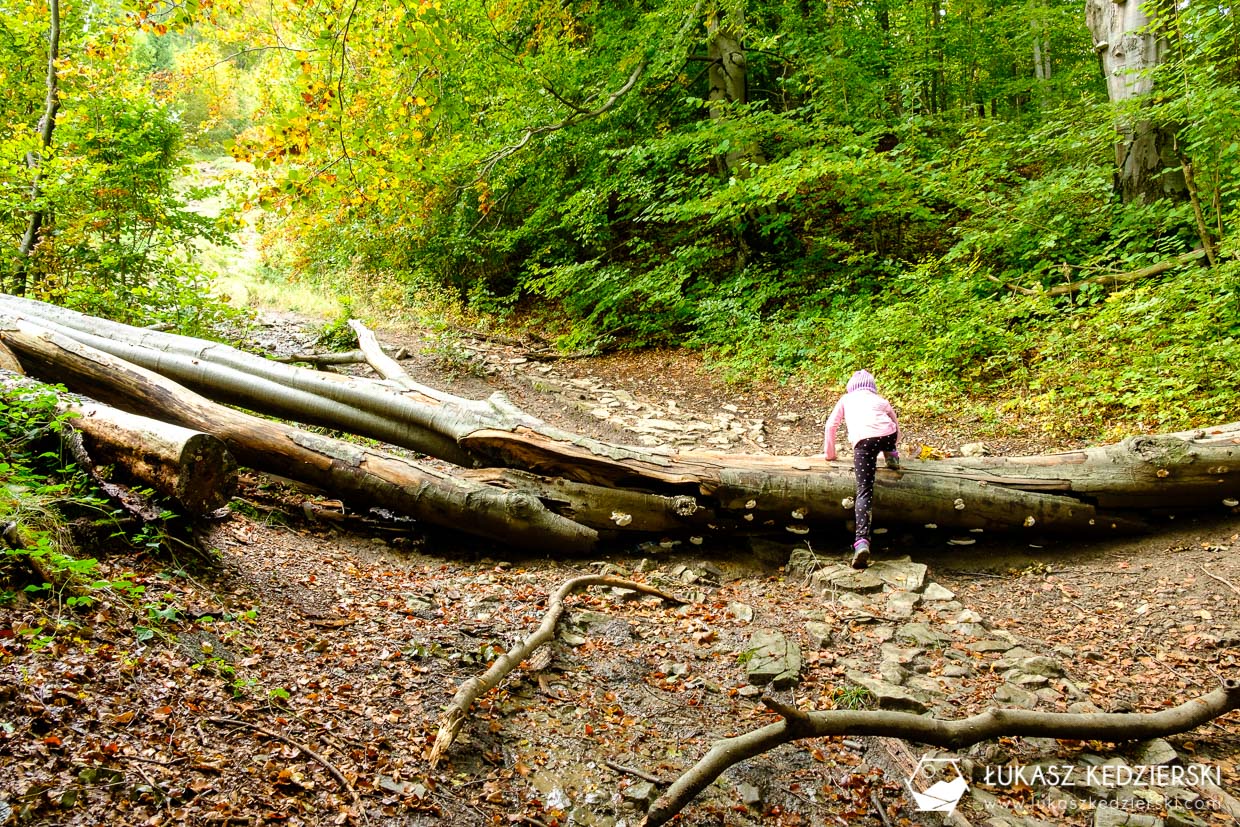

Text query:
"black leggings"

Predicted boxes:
[[853, 433, 898, 544]]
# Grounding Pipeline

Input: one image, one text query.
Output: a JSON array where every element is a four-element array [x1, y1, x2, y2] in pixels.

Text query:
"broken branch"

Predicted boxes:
[[642, 677, 1240, 826], [428, 574, 683, 767]]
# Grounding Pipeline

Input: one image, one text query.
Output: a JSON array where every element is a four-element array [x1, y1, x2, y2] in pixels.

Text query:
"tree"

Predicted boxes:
[[1085, 0, 1187, 203]]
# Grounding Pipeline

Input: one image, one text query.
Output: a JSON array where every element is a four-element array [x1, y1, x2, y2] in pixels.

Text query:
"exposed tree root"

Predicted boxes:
[[428, 574, 684, 767], [642, 677, 1240, 826]]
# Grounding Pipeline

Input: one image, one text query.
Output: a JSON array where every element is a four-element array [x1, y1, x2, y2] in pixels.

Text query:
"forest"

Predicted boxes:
[[1, 0, 1239, 825]]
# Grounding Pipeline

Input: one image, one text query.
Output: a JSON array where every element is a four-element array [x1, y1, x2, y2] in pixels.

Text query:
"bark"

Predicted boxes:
[[429, 574, 685, 767], [1086, 0, 1186, 203], [0, 319, 599, 553], [643, 677, 1240, 826], [13, 0, 62, 294], [1, 296, 1237, 544], [1, 373, 237, 514]]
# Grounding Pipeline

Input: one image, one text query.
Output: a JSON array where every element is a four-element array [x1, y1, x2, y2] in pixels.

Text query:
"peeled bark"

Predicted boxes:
[[0, 319, 598, 552]]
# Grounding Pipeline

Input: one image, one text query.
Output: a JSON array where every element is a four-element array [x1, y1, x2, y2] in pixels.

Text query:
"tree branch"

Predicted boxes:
[[428, 573, 684, 767], [986, 249, 1206, 298], [643, 677, 1240, 826], [477, 59, 648, 179]]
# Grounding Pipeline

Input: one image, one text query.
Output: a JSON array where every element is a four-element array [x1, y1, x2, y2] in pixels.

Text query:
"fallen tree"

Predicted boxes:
[[1, 372, 236, 515], [1, 295, 1237, 547], [0, 319, 600, 552]]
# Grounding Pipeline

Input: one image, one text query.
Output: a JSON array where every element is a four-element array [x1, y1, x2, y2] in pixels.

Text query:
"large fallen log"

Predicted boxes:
[[1, 373, 237, 514], [0, 319, 598, 552], [1, 295, 1237, 543]]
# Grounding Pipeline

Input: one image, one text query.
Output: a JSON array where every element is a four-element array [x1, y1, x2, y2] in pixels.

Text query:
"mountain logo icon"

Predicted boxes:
[[906, 756, 968, 815]]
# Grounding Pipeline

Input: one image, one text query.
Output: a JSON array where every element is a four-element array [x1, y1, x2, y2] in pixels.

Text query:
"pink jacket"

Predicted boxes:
[[824, 389, 899, 459]]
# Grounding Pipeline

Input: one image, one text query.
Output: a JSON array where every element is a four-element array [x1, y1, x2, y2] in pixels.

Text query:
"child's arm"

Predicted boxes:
[[823, 398, 846, 460]]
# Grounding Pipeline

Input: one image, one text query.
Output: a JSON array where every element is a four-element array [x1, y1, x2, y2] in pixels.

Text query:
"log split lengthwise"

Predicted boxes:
[[2, 294, 1239, 549]]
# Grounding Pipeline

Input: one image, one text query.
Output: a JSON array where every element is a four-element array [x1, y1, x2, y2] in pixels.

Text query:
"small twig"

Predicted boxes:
[[207, 717, 356, 799], [1200, 565, 1240, 596], [1136, 645, 1203, 688], [869, 790, 893, 827], [604, 759, 667, 785]]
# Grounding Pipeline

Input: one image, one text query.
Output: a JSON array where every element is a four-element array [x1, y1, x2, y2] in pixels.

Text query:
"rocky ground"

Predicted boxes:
[[1, 312, 1237, 827]]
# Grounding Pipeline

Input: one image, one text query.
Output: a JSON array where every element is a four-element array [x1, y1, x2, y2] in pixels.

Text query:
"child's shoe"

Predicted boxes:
[[850, 538, 871, 569], [885, 451, 901, 470]]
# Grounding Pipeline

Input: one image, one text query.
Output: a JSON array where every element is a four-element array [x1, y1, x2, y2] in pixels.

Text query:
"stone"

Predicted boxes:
[[993, 683, 1038, 709], [993, 647, 1040, 669], [846, 671, 932, 713], [948, 623, 992, 638], [727, 602, 755, 623], [921, 582, 956, 601], [1093, 804, 1162, 827], [956, 609, 984, 623], [736, 782, 763, 807], [868, 556, 928, 591], [879, 661, 909, 685], [744, 629, 802, 689], [813, 565, 886, 594], [1132, 738, 1178, 767], [1164, 807, 1209, 827], [624, 780, 656, 807], [805, 621, 834, 649], [895, 623, 952, 647], [968, 639, 1018, 653], [879, 643, 923, 665], [943, 664, 973, 678], [1017, 656, 1065, 677], [886, 590, 921, 618]]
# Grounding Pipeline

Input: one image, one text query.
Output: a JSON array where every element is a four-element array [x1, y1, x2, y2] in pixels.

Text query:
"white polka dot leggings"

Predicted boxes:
[[853, 433, 898, 545]]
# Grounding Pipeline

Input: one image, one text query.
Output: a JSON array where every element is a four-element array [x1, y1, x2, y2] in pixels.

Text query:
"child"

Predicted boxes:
[[824, 370, 900, 569]]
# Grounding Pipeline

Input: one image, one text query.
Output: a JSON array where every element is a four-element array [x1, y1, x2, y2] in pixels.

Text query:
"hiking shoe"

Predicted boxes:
[[885, 451, 901, 470], [850, 539, 871, 569]]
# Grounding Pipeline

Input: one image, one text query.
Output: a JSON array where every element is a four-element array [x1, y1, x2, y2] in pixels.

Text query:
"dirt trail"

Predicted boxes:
[[1, 312, 1237, 827]]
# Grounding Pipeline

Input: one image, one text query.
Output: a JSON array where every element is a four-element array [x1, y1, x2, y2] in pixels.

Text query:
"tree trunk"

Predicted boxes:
[[2, 298, 1237, 546], [0, 319, 599, 552], [12, 0, 62, 295], [1086, 0, 1187, 203], [2, 372, 237, 514]]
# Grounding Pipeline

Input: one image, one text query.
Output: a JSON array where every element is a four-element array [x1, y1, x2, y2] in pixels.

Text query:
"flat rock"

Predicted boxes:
[[1093, 804, 1163, 827], [868, 556, 928, 591], [744, 629, 802, 689], [886, 590, 921, 618], [846, 671, 932, 712], [1132, 738, 1178, 767], [1017, 655, 1065, 677], [992, 683, 1038, 709], [921, 582, 956, 601], [1165, 807, 1210, 827], [895, 622, 952, 647], [967, 639, 1018, 653], [805, 621, 834, 649], [813, 564, 886, 594], [880, 643, 923, 665], [727, 601, 755, 623]]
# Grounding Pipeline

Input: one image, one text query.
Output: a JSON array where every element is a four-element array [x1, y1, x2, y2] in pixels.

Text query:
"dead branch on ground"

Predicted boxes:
[[429, 574, 684, 767], [642, 677, 1240, 826]]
